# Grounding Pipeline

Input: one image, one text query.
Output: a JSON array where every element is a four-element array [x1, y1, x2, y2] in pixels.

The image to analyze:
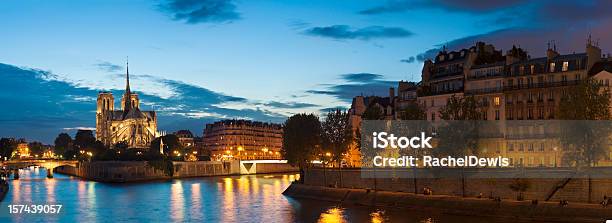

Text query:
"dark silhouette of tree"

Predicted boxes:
[[321, 109, 352, 165], [361, 103, 384, 120], [150, 134, 183, 157], [28, 141, 46, 157], [557, 79, 611, 167], [74, 129, 96, 149], [54, 133, 73, 159], [0, 138, 17, 160], [436, 95, 482, 156], [282, 113, 322, 169], [398, 102, 426, 120], [509, 178, 531, 201]]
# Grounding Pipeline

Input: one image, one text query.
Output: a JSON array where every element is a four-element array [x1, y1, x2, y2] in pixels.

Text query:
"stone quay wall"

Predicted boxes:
[[284, 184, 612, 222], [303, 168, 612, 204]]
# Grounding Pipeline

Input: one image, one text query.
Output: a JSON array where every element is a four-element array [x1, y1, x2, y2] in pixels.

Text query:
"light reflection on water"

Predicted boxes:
[[2, 166, 508, 222]]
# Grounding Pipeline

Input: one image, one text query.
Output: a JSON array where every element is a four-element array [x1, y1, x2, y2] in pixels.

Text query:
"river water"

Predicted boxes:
[[1, 166, 511, 222]]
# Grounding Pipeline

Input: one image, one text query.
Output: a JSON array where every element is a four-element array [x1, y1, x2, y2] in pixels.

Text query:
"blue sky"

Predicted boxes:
[[1, 0, 611, 143]]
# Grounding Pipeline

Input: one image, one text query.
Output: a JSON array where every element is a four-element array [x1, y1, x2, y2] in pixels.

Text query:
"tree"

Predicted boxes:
[[28, 141, 46, 157], [321, 109, 352, 165], [361, 103, 384, 120], [557, 79, 611, 167], [150, 134, 183, 157], [557, 79, 610, 120], [0, 138, 17, 160], [438, 95, 481, 120], [282, 113, 322, 169], [436, 95, 482, 156], [54, 133, 73, 159], [509, 178, 531, 201], [398, 102, 426, 120], [74, 129, 96, 149]]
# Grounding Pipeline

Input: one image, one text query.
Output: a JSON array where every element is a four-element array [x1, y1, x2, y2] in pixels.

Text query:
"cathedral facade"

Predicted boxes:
[[96, 64, 158, 148]]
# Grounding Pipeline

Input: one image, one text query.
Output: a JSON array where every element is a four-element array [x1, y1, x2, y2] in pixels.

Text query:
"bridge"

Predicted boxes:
[[1, 159, 78, 179]]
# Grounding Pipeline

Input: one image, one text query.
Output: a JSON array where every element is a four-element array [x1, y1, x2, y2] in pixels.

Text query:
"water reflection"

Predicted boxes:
[[318, 207, 346, 223], [3, 169, 508, 223]]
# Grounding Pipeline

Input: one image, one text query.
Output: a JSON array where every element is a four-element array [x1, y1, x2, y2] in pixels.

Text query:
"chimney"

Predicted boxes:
[[586, 35, 602, 71], [546, 41, 559, 60]]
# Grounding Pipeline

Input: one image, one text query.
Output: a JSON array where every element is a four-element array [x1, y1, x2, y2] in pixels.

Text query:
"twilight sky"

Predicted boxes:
[[1, 0, 611, 143]]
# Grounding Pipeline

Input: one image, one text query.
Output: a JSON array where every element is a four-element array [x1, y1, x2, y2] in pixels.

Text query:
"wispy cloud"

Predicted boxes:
[[400, 56, 415, 63], [94, 61, 123, 72], [304, 25, 413, 41], [359, 0, 529, 15], [158, 0, 241, 24], [0, 63, 317, 143], [307, 72, 396, 101]]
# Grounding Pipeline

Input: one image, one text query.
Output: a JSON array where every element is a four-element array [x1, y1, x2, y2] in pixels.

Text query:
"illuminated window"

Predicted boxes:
[[530, 65, 535, 74], [549, 63, 555, 72], [494, 96, 500, 106], [562, 61, 569, 71]]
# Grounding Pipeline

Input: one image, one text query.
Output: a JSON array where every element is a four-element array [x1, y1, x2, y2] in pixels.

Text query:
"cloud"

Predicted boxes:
[[340, 73, 384, 82], [62, 127, 96, 131], [304, 25, 413, 41], [319, 106, 349, 113], [94, 61, 123, 73], [158, 0, 241, 24], [0, 63, 304, 143], [307, 73, 396, 101], [262, 101, 318, 109], [400, 56, 415, 63], [359, 0, 529, 15]]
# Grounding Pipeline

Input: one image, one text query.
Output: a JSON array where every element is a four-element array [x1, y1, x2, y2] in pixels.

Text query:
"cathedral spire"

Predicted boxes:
[[123, 57, 132, 111]]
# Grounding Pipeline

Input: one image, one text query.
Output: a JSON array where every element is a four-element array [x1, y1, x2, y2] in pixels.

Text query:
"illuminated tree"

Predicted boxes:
[[321, 109, 352, 165]]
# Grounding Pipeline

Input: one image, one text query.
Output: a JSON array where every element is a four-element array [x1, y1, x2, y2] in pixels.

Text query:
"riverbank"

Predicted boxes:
[[55, 160, 298, 183], [283, 183, 611, 222]]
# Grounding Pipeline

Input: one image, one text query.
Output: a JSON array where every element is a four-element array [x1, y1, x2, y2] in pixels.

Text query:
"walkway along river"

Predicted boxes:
[[1, 166, 537, 222]]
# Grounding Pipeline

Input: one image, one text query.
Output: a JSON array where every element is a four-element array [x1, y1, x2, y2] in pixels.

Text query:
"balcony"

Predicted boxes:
[[503, 80, 578, 91], [464, 87, 503, 95]]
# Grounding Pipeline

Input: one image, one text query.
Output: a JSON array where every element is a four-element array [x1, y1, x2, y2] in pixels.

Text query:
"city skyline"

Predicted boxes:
[[2, 0, 612, 143]]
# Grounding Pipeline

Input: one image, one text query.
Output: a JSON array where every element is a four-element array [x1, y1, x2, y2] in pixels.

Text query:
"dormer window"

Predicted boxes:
[[439, 55, 445, 61], [449, 54, 454, 60], [549, 62, 556, 73], [562, 61, 569, 71]]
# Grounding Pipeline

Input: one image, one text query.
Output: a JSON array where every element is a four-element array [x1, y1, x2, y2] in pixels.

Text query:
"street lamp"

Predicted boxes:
[[553, 147, 558, 167]]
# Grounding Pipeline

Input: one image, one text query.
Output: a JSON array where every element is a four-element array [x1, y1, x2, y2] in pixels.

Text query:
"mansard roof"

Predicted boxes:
[[588, 60, 612, 76]]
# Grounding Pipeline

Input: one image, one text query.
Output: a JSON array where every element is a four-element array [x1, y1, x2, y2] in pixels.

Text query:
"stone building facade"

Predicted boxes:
[[350, 38, 612, 167], [203, 120, 282, 160], [96, 64, 158, 148]]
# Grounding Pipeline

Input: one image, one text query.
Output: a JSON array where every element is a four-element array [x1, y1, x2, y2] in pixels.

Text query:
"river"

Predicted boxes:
[[1, 166, 515, 222]]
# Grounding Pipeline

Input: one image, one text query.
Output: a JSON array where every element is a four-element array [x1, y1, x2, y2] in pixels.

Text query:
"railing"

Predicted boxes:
[[503, 80, 580, 91]]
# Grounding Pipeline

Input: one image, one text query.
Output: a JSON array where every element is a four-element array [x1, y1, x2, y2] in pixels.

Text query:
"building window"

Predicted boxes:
[[508, 143, 514, 152], [495, 110, 500, 120], [528, 108, 533, 119], [530, 65, 535, 74], [562, 61, 569, 71], [540, 143, 545, 152], [528, 144, 534, 152], [494, 96, 501, 106], [431, 112, 435, 121], [549, 62, 555, 72], [519, 66, 525, 75], [482, 110, 487, 120], [519, 144, 524, 152]]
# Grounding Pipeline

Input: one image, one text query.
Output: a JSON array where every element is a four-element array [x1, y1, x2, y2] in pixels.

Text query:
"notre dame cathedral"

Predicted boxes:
[[96, 63, 158, 148]]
